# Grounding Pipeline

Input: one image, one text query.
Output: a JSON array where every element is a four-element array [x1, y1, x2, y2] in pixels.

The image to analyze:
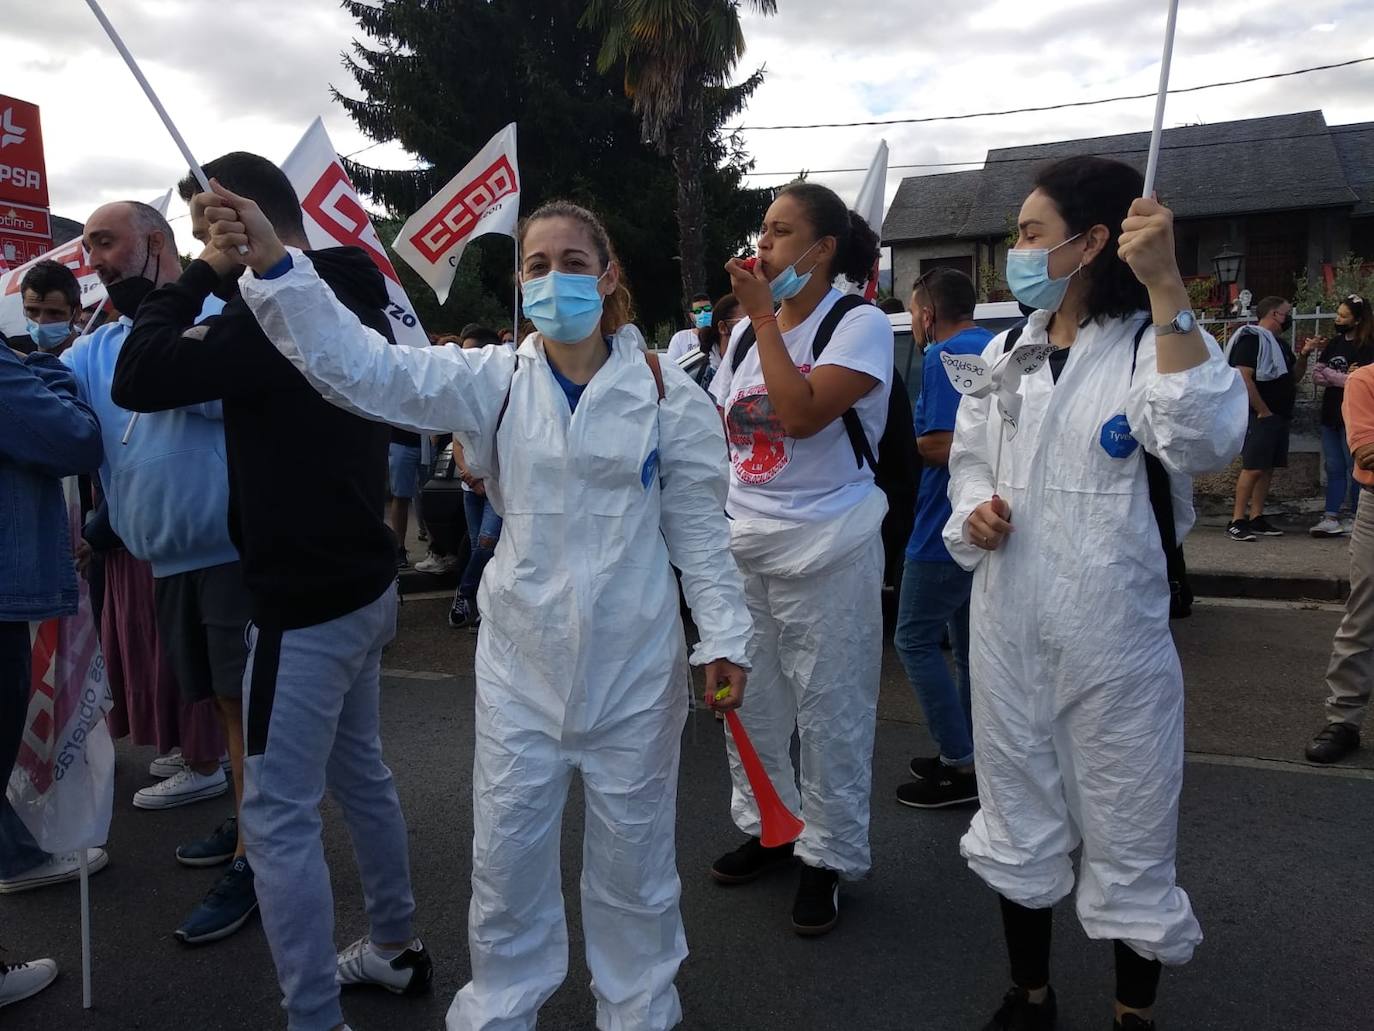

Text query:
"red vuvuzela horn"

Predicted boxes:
[[724, 710, 804, 848]]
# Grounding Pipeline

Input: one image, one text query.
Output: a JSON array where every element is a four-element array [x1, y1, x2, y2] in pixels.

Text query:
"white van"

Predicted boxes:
[[890, 300, 1025, 407]]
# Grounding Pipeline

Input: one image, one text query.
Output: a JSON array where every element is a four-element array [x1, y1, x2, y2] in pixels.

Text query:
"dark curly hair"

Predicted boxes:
[[777, 182, 880, 286], [1031, 156, 1150, 321]]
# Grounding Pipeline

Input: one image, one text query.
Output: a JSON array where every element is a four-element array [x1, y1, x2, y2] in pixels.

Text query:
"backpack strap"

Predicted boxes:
[[1001, 323, 1026, 354]]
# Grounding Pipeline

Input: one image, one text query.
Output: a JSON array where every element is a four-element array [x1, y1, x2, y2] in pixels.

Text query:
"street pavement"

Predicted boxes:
[[8, 595, 1374, 1030]]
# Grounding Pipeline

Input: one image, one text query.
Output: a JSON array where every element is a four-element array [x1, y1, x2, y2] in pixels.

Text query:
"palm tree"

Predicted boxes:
[[583, 0, 777, 310]]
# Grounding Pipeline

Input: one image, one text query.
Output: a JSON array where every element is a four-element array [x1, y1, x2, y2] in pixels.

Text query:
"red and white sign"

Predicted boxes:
[[0, 201, 51, 240], [0, 97, 49, 209], [281, 118, 427, 348], [393, 123, 520, 304]]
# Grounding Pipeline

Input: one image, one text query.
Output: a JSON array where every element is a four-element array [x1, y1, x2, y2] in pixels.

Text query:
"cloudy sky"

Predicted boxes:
[[4, 0, 1373, 258]]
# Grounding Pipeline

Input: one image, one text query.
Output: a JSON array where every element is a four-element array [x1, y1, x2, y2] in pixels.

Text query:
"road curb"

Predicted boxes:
[[1192, 572, 1349, 603]]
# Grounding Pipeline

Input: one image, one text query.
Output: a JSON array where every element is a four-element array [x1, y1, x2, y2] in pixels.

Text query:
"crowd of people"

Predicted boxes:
[[4, 141, 1369, 1031]]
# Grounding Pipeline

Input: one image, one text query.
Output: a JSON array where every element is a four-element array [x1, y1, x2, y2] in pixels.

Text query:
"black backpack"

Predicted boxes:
[[731, 294, 921, 585], [1002, 319, 1192, 619]]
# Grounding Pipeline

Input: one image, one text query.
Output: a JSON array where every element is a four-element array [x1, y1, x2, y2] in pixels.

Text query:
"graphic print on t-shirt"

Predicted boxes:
[[726, 382, 792, 485]]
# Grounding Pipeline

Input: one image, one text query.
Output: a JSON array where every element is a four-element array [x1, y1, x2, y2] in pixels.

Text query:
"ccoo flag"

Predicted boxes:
[[393, 123, 520, 305]]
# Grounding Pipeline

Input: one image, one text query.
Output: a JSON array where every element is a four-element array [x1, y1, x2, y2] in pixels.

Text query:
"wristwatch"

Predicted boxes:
[[1153, 309, 1196, 336]]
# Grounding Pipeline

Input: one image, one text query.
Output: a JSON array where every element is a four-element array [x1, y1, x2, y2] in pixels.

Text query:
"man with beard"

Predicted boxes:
[[55, 201, 257, 945]]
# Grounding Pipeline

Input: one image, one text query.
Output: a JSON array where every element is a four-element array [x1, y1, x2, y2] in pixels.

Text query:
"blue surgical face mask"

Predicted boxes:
[[521, 269, 608, 343], [769, 239, 823, 303], [694, 308, 713, 329], [26, 318, 73, 351], [1005, 233, 1083, 313]]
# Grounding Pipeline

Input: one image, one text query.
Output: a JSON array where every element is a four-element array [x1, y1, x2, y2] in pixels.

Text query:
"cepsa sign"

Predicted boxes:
[[0, 97, 48, 208]]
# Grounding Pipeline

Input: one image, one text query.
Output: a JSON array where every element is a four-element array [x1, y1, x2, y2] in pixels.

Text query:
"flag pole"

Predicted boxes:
[[1142, 0, 1181, 197], [79, 849, 92, 1008]]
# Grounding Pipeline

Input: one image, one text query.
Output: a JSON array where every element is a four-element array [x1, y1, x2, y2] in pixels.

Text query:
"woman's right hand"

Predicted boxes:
[[966, 496, 1013, 551]]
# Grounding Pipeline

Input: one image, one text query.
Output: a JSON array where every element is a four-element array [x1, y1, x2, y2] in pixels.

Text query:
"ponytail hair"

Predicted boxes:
[[1343, 293, 1374, 349], [518, 199, 636, 337], [777, 181, 881, 286]]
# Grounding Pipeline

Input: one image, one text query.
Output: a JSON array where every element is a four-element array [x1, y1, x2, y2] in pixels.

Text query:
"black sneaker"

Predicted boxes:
[[896, 764, 978, 809], [710, 837, 795, 885], [1248, 515, 1284, 537], [1115, 1014, 1155, 1030], [175, 816, 238, 868], [174, 857, 258, 945], [1305, 722, 1360, 764], [448, 596, 477, 629], [981, 986, 1058, 1030], [1226, 520, 1257, 542], [791, 864, 839, 936], [908, 755, 942, 780], [396, 548, 411, 570]]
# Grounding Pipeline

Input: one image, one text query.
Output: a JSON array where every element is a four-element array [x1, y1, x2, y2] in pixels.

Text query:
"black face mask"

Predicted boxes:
[[105, 236, 156, 318]]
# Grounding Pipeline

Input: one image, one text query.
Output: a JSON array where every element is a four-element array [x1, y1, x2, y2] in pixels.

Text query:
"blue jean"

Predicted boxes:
[[893, 559, 974, 765], [0, 620, 51, 878], [457, 491, 503, 604], [241, 584, 415, 1031], [1322, 423, 1359, 516]]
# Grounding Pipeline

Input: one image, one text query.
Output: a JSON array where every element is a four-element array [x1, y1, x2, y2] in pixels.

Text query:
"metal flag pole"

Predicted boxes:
[[79, 848, 92, 1007], [1142, 0, 1182, 197], [512, 240, 521, 346]]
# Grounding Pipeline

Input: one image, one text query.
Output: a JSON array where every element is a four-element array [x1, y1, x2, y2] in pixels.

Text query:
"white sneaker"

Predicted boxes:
[[0, 957, 58, 1008], [1311, 516, 1345, 538], [413, 553, 458, 574], [336, 936, 433, 995], [132, 766, 227, 810], [149, 750, 186, 778], [0, 847, 108, 894]]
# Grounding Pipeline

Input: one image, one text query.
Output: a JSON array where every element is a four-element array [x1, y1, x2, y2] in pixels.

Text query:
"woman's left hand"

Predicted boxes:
[[704, 659, 748, 711], [724, 258, 774, 322], [1118, 196, 1182, 291]]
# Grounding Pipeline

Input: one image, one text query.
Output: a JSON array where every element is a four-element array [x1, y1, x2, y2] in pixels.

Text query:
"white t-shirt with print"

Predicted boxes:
[[666, 328, 699, 363], [711, 289, 893, 522]]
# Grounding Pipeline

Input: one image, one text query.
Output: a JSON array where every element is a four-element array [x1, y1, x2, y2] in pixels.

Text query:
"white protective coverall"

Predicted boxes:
[[943, 310, 1247, 966], [240, 253, 753, 1031]]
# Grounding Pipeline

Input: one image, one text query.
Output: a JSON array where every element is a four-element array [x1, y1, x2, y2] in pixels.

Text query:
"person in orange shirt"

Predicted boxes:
[[1306, 363, 1374, 763]]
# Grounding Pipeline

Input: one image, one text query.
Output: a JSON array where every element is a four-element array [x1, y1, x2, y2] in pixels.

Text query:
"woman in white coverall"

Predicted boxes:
[[207, 193, 753, 1031], [710, 182, 892, 937], [945, 157, 1247, 1031]]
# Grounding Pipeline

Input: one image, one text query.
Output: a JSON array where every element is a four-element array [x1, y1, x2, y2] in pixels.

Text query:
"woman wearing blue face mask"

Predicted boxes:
[[944, 157, 1248, 1031], [709, 181, 892, 937], [212, 195, 754, 1031]]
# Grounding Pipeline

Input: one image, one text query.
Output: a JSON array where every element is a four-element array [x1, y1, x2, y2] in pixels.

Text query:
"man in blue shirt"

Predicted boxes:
[[893, 269, 994, 809]]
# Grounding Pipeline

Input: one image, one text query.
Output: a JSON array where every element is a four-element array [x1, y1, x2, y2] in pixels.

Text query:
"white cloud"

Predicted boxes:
[[3, 0, 1372, 260]]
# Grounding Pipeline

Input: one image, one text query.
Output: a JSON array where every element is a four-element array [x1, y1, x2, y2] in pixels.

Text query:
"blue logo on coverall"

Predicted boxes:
[[641, 449, 659, 488], [1099, 414, 1139, 459]]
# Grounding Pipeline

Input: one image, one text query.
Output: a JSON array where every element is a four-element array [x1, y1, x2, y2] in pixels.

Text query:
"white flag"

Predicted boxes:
[[393, 123, 520, 305], [838, 140, 888, 299], [281, 117, 428, 347], [7, 476, 115, 854], [0, 190, 173, 338]]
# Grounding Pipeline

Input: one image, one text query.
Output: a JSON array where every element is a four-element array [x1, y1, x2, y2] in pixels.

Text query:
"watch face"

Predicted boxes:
[[1175, 310, 1196, 333]]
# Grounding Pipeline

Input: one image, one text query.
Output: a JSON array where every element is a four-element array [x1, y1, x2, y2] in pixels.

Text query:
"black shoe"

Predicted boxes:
[[448, 596, 477, 629], [1305, 722, 1360, 764], [791, 864, 839, 936], [710, 836, 795, 885], [896, 764, 978, 809], [909, 755, 942, 780], [981, 986, 1058, 1030], [1115, 1014, 1155, 1030], [396, 548, 411, 570], [1248, 515, 1284, 537], [1226, 520, 1257, 542]]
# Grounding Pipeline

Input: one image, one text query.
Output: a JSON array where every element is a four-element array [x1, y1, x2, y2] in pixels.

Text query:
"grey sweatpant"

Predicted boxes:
[[241, 584, 416, 1031], [1325, 490, 1374, 728]]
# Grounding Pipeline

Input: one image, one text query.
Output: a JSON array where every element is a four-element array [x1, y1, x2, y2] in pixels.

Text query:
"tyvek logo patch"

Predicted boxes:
[[641, 449, 659, 489], [1099, 413, 1138, 459]]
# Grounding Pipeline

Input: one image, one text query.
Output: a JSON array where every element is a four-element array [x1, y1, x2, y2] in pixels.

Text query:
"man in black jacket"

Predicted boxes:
[[112, 152, 430, 1031]]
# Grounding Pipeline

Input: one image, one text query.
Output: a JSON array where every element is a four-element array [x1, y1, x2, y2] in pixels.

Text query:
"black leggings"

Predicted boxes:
[[998, 897, 1162, 1008]]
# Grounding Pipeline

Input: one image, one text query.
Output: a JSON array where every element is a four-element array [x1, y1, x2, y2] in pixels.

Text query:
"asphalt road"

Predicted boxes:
[[8, 595, 1374, 1031]]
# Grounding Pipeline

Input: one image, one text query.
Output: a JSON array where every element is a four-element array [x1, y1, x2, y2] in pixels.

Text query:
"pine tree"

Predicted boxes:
[[334, 0, 769, 336]]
